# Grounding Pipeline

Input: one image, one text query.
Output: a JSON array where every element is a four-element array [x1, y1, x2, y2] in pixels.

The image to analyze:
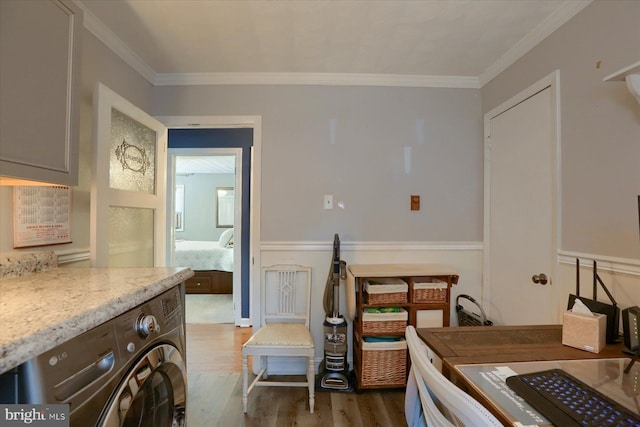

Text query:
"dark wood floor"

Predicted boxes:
[[185, 323, 407, 426]]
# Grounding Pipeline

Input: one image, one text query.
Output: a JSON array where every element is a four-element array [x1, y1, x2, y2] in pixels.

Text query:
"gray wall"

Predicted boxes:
[[0, 29, 154, 254], [153, 85, 483, 242], [482, 0, 640, 260], [175, 173, 234, 241]]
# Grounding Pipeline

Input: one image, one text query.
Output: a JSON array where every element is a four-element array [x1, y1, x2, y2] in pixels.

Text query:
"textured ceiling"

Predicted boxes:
[[78, 0, 591, 86]]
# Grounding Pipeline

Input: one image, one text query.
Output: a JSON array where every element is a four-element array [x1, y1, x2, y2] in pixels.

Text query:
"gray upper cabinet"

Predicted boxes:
[[0, 0, 83, 186]]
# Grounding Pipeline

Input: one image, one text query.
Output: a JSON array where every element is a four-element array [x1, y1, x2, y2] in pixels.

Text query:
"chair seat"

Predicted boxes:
[[244, 323, 313, 347]]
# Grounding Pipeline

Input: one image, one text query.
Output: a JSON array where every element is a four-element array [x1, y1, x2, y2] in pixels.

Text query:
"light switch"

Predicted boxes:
[[324, 194, 333, 209]]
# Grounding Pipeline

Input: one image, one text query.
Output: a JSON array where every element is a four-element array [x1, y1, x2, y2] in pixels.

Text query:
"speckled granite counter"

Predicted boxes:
[[0, 267, 194, 373], [0, 251, 58, 279]]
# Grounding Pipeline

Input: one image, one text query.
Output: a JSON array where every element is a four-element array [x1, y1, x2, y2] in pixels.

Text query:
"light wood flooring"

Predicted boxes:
[[185, 323, 407, 426]]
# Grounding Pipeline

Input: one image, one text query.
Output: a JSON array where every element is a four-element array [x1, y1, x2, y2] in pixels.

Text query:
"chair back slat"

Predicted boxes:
[[262, 264, 312, 326]]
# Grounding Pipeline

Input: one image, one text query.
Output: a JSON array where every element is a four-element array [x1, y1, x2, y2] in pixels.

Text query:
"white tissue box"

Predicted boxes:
[[562, 311, 606, 353]]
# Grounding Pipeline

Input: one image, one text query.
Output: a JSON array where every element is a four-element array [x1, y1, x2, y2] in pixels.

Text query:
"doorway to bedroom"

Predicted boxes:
[[164, 124, 257, 327], [171, 152, 239, 325]]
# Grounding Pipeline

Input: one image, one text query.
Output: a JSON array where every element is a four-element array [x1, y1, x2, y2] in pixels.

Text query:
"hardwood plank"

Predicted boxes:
[[331, 391, 364, 427]]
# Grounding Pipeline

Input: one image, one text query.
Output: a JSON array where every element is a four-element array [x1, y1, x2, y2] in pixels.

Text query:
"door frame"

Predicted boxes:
[[482, 70, 562, 321], [157, 115, 261, 328]]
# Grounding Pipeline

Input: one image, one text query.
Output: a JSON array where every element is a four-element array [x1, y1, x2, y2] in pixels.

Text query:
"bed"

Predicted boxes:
[[175, 229, 234, 294]]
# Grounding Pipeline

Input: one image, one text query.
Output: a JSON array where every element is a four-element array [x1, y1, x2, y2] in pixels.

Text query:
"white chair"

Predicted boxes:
[[242, 264, 315, 414], [405, 326, 502, 427]]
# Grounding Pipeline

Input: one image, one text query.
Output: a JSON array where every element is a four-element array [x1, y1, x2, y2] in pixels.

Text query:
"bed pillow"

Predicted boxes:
[[218, 229, 234, 248]]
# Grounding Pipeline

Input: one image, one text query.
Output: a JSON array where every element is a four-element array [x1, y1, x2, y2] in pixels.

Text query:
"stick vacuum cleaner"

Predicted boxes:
[[316, 234, 353, 391]]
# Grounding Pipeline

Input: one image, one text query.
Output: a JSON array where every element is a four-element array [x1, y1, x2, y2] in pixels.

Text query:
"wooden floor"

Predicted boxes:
[[185, 323, 407, 426]]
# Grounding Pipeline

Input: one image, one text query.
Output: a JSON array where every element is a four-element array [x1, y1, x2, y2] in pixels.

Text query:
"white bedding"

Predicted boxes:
[[174, 240, 234, 272]]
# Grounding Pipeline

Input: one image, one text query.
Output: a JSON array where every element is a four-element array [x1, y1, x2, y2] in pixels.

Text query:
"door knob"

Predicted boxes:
[[532, 273, 548, 285]]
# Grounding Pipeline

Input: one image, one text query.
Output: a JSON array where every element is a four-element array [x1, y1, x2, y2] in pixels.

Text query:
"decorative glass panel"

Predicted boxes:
[[109, 206, 154, 267], [110, 108, 156, 194]]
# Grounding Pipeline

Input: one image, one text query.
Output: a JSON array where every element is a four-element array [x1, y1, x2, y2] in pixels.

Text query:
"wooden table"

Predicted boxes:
[[416, 325, 629, 425], [417, 324, 625, 373]]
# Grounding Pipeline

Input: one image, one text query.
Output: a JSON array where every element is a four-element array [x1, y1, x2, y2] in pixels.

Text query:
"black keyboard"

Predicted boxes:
[[506, 369, 640, 427]]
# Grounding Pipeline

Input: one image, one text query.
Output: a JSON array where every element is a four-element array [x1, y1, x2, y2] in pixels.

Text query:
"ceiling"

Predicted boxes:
[[176, 156, 235, 174], [77, 0, 591, 88]]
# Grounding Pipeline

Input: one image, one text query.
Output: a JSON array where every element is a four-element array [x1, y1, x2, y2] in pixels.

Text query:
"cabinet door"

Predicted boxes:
[[0, 0, 82, 185]]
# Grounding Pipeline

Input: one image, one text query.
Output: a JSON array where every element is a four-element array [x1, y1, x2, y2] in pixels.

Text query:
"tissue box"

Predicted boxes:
[[562, 311, 606, 353]]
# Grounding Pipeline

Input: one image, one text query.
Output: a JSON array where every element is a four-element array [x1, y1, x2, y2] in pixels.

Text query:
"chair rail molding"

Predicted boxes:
[[558, 251, 640, 277], [261, 241, 482, 252]]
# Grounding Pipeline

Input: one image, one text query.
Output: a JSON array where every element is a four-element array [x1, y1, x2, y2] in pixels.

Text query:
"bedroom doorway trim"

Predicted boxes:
[[158, 115, 262, 328]]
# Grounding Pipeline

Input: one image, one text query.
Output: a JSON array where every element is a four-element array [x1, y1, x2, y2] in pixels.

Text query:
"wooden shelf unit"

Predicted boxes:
[[348, 263, 459, 390]]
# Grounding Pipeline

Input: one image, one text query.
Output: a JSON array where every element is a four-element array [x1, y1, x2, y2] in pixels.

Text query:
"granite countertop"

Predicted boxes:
[[0, 267, 194, 373]]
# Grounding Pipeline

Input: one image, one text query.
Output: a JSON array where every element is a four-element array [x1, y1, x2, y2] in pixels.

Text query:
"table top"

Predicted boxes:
[[417, 324, 626, 370], [454, 358, 640, 426]]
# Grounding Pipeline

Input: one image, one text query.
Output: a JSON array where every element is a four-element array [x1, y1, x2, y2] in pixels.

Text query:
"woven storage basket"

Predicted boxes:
[[360, 339, 407, 387], [362, 308, 408, 334], [364, 279, 408, 304], [413, 278, 448, 304]]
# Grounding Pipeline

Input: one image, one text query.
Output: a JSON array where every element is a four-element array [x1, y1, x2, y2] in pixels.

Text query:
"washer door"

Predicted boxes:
[[100, 344, 186, 427]]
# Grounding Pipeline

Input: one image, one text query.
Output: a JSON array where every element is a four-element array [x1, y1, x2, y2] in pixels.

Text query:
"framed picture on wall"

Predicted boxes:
[[216, 187, 234, 228], [175, 184, 184, 231]]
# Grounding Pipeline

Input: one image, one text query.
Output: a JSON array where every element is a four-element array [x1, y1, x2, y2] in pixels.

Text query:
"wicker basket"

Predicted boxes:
[[413, 278, 448, 304], [360, 339, 407, 387], [364, 279, 408, 304], [362, 309, 408, 334]]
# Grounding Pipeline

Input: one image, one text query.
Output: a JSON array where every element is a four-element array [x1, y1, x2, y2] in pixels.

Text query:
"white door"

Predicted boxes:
[[91, 83, 167, 267], [483, 72, 560, 325]]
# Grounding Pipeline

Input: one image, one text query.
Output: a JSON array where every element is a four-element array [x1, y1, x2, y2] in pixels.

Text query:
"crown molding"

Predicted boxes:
[[75, 0, 479, 89], [74, 0, 156, 85], [478, 0, 593, 86], [153, 72, 481, 88], [76, 0, 588, 89]]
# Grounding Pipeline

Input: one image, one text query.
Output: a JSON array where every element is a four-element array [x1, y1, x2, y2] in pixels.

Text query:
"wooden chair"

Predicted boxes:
[[242, 264, 315, 413], [405, 326, 502, 426]]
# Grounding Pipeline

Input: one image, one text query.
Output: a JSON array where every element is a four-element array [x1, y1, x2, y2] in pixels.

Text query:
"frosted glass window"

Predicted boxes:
[[110, 108, 156, 194], [109, 207, 154, 267]]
